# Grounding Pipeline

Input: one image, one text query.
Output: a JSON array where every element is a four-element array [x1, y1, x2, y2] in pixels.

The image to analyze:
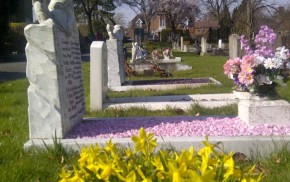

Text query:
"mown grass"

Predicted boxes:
[[0, 51, 289, 181], [0, 79, 79, 181]]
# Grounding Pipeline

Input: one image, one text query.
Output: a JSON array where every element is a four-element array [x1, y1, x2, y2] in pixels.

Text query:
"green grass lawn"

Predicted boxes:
[[0, 52, 290, 181]]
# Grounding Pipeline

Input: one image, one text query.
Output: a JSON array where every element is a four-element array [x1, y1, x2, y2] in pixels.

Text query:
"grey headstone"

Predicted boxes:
[[229, 34, 241, 58]]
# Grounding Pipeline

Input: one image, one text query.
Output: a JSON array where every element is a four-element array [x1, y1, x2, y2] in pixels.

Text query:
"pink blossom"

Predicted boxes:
[[238, 71, 254, 86], [223, 57, 241, 75]]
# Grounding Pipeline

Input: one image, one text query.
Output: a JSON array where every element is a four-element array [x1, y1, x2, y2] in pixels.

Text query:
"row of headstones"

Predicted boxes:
[[25, 1, 260, 141], [174, 37, 226, 54], [200, 33, 286, 58]]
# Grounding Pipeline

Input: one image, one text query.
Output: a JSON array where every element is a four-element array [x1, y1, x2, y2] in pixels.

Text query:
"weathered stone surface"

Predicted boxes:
[[25, 0, 85, 139], [107, 39, 125, 87], [238, 99, 290, 125], [90, 41, 108, 111], [229, 34, 241, 58]]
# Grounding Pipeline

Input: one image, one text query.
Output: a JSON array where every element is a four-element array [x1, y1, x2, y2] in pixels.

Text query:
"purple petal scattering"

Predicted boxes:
[[65, 116, 290, 139]]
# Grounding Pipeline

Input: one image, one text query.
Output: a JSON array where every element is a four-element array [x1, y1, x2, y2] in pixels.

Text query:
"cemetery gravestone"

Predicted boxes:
[[106, 24, 126, 87], [131, 42, 143, 63], [25, 0, 85, 139], [218, 39, 222, 49], [229, 34, 241, 59], [90, 41, 108, 111], [181, 37, 184, 51], [200, 37, 207, 56]]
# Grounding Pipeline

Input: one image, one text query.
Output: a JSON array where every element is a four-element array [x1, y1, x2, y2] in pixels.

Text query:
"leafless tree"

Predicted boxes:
[[113, 12, 127, 27], [117, 0, 160, 39], [245, 0, 277, 36], [74, 0, 116, 39], [156, 0, 199, 41], [199, 0, 238, 21]]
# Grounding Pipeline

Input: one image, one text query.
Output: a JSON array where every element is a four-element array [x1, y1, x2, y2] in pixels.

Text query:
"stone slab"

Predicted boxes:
[[239, 99, 290, 125], [24, 136, 290, 157]]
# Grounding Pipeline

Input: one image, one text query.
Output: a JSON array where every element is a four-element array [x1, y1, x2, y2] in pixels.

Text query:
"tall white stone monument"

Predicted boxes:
[[218, 39, 222, 49], [25, 0, 85, 139], [229, 34, 241, 59], [200, 37, 207, 56], [180, 37, 184, 52], [106, 24, 126, 87], [90, 41, 108, 111]]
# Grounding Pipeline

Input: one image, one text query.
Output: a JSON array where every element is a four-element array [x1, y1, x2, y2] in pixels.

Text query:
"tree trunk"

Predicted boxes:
[[87, 12, 95, 41]]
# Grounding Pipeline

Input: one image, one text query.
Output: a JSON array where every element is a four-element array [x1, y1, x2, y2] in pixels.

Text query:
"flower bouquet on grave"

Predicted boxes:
[[224, 25, 290, 99], [162, 48, 173, 60], [151, 49, 162, 62]]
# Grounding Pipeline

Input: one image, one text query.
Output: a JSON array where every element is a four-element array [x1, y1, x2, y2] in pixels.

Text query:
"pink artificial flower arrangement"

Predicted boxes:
[[151, 50, 162, 60], [162, 48, 173, 59], [224, 25, 290, 97]]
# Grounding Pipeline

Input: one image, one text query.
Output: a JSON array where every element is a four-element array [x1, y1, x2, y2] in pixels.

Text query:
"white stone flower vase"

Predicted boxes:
[[235, 90, 290, 126]]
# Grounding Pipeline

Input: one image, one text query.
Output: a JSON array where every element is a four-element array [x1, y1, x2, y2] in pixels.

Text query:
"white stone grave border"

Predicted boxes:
[[24, 135, 290, 157]]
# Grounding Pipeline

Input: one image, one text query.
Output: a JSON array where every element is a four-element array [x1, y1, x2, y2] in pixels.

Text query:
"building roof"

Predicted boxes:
[[189, 20, 220, 29], [130, 14, 145, 27]]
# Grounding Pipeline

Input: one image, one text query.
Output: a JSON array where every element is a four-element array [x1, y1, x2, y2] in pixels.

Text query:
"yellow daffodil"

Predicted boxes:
[[223, 152, 235, 180], [167, 162, 187, 182], [59, 168, 72, 182], [105, 138, 115, 153], [131, 127, 157, 156]]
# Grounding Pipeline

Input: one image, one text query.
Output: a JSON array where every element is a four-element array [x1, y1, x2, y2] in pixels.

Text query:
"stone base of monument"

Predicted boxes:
[[238, 99, 290, 125]]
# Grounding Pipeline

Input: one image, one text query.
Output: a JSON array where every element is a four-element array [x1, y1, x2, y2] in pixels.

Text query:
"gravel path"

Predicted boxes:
[[66, 116, 290, 139]]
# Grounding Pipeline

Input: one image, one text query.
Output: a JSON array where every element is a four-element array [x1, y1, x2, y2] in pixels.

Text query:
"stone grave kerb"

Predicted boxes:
[[25, 0, 85, 139]]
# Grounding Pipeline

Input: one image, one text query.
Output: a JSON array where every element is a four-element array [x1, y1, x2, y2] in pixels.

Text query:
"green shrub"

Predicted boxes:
[[7, 23, 27, 53], [145, 41, 158, 54], [59, 128, 264, 182], [161, 29, 172, 42]]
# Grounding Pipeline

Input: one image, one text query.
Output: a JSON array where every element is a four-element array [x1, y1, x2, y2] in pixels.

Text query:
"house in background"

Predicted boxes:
[[129, 14, 167, 41], [129, 13, 220, 41], [188, 20, 220, 38], [149, 15, 167, 40]]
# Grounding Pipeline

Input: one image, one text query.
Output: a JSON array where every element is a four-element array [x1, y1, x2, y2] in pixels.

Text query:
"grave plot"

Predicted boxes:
[[24, 1, 290, 157], [90, 38, 225, 111]]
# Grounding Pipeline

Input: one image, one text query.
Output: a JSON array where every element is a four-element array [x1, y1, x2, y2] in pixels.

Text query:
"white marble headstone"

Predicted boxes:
[[200, 37, 207, 56], [90, 41, 108, 111], [25, 0, 85, 139], [229, 34, 241, 58], [106, 24, 126, 87]]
